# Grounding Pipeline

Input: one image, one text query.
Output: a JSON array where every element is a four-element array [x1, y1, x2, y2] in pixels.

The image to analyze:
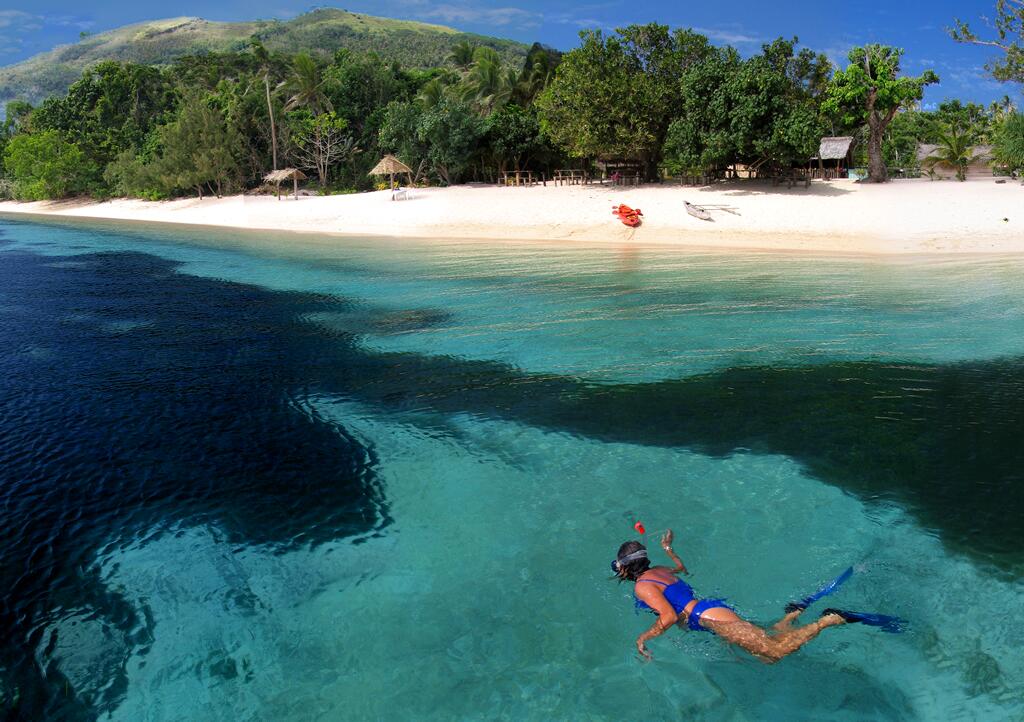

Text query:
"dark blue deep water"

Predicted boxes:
[[2, 216, 1024, 720], [0, 244, 385, 719]]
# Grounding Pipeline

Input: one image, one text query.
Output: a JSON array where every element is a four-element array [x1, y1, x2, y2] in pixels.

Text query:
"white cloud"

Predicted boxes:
[[0, 11, 94, 58], [0, 10, 34, 29], [414, 3, 539, 28], [693, 26, 764, 45]]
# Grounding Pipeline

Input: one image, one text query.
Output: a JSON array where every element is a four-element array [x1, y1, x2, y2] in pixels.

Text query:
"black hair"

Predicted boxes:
[[616, 540, 651, 581]]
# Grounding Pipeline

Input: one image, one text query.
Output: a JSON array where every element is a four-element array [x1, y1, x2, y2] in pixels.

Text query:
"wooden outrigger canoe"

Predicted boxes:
[[684, 201, 712, 221]]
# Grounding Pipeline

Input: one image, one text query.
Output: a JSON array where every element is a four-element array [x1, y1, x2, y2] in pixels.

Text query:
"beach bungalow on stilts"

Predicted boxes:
[[810, 137, 854, 180], [263, 168, 307, 200]]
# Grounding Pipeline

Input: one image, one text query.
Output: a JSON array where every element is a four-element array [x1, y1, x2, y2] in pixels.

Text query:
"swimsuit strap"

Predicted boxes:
[[635, 578, 670, 587]]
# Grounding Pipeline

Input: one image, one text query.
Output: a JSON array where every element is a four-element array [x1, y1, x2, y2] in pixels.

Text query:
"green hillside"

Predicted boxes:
[[0, 8, 529, 106]]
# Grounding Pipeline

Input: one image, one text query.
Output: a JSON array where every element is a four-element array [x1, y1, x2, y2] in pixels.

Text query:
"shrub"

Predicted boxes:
[[2, 130, 93, 200]]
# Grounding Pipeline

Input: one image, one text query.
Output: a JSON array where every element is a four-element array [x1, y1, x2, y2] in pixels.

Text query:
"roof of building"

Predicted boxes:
[[817, 136, 854, 160]]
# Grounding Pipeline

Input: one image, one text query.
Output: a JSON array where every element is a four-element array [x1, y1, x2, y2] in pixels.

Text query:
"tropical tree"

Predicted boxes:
[[484, 104, 546, 171], [537, 24, 713, 177], [921, 123, 977, 181], [449, 41, 476, 70], [514, 43, 561, 106], [989, 95, 1017, 121], [824, 45, 939, 182], [29, 61, 175, 191], [417, 78, 447, 109], [462, 47, 516, 113], [149, 93, 244, 198], [416, 97, 483, 185], [379, 101, 429, 181], [993, 111, 1024, 173], [950, 1, 1024, 84], [663, 39, 829, 174], [282, 53, 333, 115], [250, 40, 280, 171], [3, 130, 92, 199], [287, 110, 357, 185]]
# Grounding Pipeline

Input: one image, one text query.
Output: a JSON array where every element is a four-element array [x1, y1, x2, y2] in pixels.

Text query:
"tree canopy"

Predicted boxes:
[[1, 19, 1006, 200], [824, 45, 939, 182], [951, 0, 1024, 84], [536, 24, 713, 176]]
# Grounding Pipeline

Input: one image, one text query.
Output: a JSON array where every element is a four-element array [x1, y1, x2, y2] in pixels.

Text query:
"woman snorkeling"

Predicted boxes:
[[614, 531, 902, 663]]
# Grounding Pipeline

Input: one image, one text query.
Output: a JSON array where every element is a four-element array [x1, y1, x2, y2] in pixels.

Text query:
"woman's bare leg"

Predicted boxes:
[[699, 608, 846, 664]]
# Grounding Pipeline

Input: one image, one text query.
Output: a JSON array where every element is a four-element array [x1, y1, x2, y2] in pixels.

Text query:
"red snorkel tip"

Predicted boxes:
[[634, 521, 646, 535]]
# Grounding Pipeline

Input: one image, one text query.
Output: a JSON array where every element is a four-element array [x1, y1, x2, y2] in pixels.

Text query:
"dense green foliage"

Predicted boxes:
[[0, 9, 529, 107], [0, 14, 1011, 200], [824, 45, 939, 182], [993, 112, 1024, 172], [663, 38, 830, 173], [3, 130, 92, 199], [536, 26, 713, 176], [921, 124, 979, 181]]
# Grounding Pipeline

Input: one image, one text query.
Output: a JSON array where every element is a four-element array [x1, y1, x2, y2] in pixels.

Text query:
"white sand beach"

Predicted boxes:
[[1, 178, 1021, 254]]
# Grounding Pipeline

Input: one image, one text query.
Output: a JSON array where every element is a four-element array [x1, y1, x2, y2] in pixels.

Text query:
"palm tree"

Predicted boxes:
[[249, 40, 279, 170], [516, 47, 557, 105], [993, 112, 1024, 176], [922, 123, 977, 182], [462, 47, 514, 113], [989, 95, 1017, 122], [417, 78, 447, 109], [281, 53, 333, 116], [449, 41, 475, 70]]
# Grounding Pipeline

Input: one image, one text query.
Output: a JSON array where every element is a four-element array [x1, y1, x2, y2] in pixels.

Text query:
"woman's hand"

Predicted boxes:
[[660, 529, 674, 549], [636, 637, 652, 660]]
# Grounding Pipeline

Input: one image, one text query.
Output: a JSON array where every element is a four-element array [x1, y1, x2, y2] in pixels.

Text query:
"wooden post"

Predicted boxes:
[[293, 174, 298, 200]]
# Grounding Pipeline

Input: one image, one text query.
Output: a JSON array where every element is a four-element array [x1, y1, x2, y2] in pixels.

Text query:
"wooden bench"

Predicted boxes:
[[554, 169, 588, 186]]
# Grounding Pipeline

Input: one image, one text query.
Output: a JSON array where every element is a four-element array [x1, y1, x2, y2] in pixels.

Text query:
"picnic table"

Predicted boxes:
[[499, 170, 545, 187], [771, 169, 811, 189], [611, 173, 642, 187], [553, 169, 589, 186]]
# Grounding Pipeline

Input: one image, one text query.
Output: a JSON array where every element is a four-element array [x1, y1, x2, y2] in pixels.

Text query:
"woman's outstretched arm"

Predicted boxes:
[[660, 529, 688, 574], [634, 587, 678, 660]]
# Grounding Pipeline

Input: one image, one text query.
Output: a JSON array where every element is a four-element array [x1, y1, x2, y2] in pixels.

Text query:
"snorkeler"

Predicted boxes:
[[613, 531, 903, 663]]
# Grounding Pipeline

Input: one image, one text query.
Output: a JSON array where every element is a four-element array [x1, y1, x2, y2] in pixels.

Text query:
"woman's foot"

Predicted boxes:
[[820, 608, 906, 633]]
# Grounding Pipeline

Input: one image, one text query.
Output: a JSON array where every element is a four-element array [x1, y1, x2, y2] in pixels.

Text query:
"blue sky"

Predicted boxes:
[[0, 0, 1018, 106]]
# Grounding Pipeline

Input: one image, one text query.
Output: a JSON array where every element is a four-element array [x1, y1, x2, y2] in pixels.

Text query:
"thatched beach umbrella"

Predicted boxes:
[[263, 168, 307, 200], [368, 154, 413, 192]]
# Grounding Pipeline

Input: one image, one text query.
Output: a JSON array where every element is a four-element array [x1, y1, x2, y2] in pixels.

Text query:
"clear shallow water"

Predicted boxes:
[[1, 215, 1023, 720]]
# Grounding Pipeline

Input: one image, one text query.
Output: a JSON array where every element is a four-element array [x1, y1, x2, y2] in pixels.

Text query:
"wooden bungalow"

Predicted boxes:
[[810, 137, 854, 180]]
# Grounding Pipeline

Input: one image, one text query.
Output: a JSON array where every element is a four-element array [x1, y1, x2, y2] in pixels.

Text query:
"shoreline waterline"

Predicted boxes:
[[2, 178, 1021, 255]]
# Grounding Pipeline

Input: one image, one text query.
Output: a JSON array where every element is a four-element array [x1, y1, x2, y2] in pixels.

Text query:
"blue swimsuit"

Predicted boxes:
[[634, 578, 733, 633]]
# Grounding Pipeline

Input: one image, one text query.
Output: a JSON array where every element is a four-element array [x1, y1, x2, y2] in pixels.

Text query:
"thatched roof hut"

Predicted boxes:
[[263, 168, 307, 200], [369, 154, 413, 176], [817, 137, 854, 161], [369, 154, 414, 194]]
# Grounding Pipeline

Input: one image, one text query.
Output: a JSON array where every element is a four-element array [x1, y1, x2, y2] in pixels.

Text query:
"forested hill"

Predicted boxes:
[[0, 8, 530, 106]]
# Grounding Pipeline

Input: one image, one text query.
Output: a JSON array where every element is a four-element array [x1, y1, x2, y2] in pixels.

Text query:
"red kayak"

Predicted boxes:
[[612, 204, 643, 227]]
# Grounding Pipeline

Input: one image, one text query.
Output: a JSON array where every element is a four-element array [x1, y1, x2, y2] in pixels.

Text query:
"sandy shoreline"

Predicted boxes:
[[1, 178, 1021, 254]]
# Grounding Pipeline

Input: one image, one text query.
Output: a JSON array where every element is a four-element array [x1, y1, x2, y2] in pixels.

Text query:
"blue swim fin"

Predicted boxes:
[[822, 607, 906, 633], [785, 566, 854, 613]]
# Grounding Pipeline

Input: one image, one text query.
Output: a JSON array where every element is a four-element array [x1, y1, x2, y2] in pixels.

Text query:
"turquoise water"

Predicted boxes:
[[2, 215, 1023, 720]]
